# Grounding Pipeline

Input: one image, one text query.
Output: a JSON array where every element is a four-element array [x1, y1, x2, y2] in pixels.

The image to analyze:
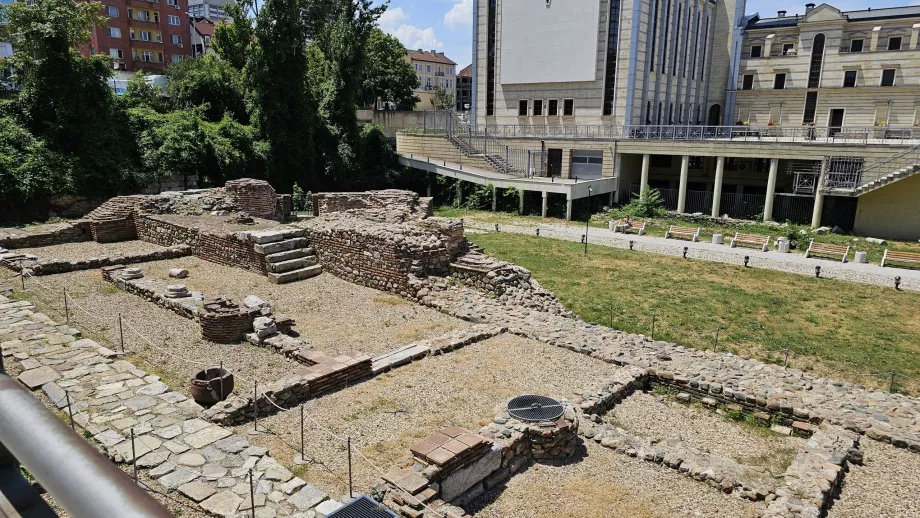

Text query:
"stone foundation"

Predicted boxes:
[[313, 190, 433, 221], [6, 244, 191, 276], [198, 299, 259, 343], [0, 221, 92, 249], [225, 178, 278, 219]]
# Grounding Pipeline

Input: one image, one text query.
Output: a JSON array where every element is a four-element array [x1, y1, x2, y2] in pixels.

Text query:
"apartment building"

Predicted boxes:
[[408, 49, 457, 110], [190, 17, 216, 57], [733, 4, 920, 128], [87, 0, 190, 72], [456, 64, 473, 111], [188, 0, 230, 21]]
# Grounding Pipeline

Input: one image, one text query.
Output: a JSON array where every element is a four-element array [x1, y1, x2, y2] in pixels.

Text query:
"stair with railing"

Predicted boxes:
[[824, 144, 920, 196], [445, 114, 543, 177]]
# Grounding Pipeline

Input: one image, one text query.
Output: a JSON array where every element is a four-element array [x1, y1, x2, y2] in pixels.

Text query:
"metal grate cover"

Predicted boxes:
[[507, 394, 565, 423], [326, 496, 399, 518]]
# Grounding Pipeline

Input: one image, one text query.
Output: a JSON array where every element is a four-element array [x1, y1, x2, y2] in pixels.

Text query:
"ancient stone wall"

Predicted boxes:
[[0, 221, 93, 249], [196, 232, 268, 275], [10, 245, 191, 276], [135, 215, 200, 248], [101, 265, 202, 320], [313, 190, 433, 220], [198, 298, 259, 343], [224, 179, 278, 219]]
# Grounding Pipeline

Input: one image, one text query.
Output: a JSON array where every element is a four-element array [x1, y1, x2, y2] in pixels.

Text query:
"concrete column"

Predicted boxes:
[[518, 190, 525, 215], [609, 191, 615, 205], [491, 185, 497, 212], [677, 155, 690, 213], [640, 154, 651, 196], [711, 156, 725, 218], [763, 158, 779, 221], [541, 192, 548, 218], [911, 23, 920, 50], [811, 161, 826, 229], [565, 195, 573, 221], [561, 150, 572, 179]]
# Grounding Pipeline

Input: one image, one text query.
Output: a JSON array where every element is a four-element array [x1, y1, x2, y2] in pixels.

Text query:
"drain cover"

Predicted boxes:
[[326, 496, 398, 518], [507, 394, 565, 422]]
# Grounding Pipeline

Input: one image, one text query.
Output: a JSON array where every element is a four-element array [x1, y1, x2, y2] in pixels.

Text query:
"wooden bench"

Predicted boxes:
[[881, 249, 920, 268], [730, 232, 771, 252], [612, 219, 647, 236], [805, 240, 850, 262], [665, 226, 700, 242]]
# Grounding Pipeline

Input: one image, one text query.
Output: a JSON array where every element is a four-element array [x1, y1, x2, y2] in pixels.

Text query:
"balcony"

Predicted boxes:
[[128, 0, 160, 8], [129, 18, 160, 29], [133, 58, 165, 70], [131, 38, 164, 48]]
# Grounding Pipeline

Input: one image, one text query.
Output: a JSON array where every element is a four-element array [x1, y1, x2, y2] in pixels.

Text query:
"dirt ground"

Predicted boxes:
[[16, 240, 167, 262]]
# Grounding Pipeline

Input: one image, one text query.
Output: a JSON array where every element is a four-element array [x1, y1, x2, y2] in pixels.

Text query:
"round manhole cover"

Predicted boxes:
[[507, 394, 565, 422]]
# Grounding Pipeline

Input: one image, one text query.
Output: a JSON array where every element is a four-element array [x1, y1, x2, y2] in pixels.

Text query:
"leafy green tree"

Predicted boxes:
[[431, 86, 453, 110], [213, 0, 255, 71], [201, 115, 267, 184], [129, 108, 208, 189], [0, 116, 71, 203], [166, 55, 248, 123], [121, 72, 169, 112], [360, 29, 419, 110]]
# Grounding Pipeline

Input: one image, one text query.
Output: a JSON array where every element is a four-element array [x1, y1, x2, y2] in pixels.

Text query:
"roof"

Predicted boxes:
[[193, 17, 216, 38], [747, 16, 800, 29], [458, 64, 472, 78], [746, 3, 920, 29], [407, 49, 457, 66]]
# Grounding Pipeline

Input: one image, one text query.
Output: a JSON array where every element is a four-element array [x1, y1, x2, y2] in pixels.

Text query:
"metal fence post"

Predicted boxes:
[[889, 371, 896, 392], [64, 289, 69, 324], [118, 314, 124, 353], [253, 380, 258, 432], [527, 151, 532, 177], [20, 261, 25, 289], [347, 437, 354, 498], [714, 326, 721, 352], [505, 146, 509, 175], [249, 470, 256, 518], [423, 111, 428, 134], [300, 406, 305, 461], [130, 428, 138, 483], [66, 390, 74, 430]]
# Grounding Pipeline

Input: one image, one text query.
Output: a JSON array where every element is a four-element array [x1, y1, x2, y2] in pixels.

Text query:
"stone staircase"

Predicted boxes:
[[852, 163, 920, 196], [251, 229, 322, 284], [827, 144, 920, 196]]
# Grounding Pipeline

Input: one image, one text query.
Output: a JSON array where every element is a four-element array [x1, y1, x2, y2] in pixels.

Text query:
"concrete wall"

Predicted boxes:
[[854, 173, 920, 241]]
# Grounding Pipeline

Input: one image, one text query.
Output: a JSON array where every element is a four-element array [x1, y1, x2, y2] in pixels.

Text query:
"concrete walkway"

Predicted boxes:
[[464, 219, 920, 292]]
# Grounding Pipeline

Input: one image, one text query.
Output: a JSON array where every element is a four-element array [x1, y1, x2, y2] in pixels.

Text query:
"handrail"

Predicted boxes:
[[0, 373, 173, 518], [842, 143, 920, 190]]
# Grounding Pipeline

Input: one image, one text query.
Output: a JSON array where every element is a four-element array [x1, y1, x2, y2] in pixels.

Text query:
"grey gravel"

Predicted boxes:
[[17, 240, 167, 263], [827, 439, 920, 518]]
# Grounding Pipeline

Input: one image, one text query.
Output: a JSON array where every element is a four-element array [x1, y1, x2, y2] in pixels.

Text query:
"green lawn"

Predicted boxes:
[[467, 231, 920, 394], [438, 207, 920, 266]]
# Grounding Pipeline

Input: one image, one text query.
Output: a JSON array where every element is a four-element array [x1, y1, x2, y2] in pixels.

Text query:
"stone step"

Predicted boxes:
[[267, 255, 319, 273], [255, 237, 309, 255], [265, 248, 316, 264], [267, 264, 322, 284]]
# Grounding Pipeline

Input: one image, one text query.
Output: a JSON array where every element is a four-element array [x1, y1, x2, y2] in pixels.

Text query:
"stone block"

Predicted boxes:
[[439, 445, 501, 502], [18, 366, 61, 390]]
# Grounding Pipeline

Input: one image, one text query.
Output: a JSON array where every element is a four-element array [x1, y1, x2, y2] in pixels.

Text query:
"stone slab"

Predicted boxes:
[[18, 366, 61, 390], [439, 445, 501, 502]]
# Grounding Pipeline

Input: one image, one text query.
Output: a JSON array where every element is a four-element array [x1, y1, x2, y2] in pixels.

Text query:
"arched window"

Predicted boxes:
[[708, 104, 721, 126], [808, 34, 826, 89], [646, 101, 653, 124]]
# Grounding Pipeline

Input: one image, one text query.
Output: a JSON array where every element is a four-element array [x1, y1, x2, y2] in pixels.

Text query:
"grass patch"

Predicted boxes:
[[467, 231, 920, 394], [372, 294, 409, 306]]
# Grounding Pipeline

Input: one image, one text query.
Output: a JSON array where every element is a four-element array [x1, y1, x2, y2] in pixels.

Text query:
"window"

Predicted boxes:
[[773, 73, 786, 89], [168, 15, 180, 25], [203, 35, 211, 44], [843, 70, 857, 88], [140, 31, 151, 41], [533, 99, 543, 116], [650, 155, 672, 168], [742, 74, 754, 90], [548, 99, 559, 116], [563, 99, 574, 116], [426, 64, 431, 72], [137, 10, 149, 21], [142, 51, 153, 62], [881, 68, 896, 87], [167, 0, 178, 6], [171, 35, 181, 45], [109, 48, 123, 59], [107, 6, 118, 16], [518, 100, 529, 116], [849, 39, 863, 52], [109, 27, 121, 38], [172, 54, 183, 63], [887, 37, 902, 51], [750, 44, 762, 58], [802, 92, 818, 123], [782, 43, 794, 55]]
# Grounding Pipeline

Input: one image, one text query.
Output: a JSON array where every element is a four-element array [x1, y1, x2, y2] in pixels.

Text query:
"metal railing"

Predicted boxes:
[[0, 373, 173, 518], [827, 143, 920, 191]]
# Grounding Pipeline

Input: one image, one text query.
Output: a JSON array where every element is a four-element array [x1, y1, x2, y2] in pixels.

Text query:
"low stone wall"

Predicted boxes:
[[313, 190, 433, 220], [0, 221, 93, 249], [101, 265, 204, 320], [574, 367, 650, 415], [90, 217, 139, 243], [196, 232, 268, 275], [11, 245, 191, 276], [135, 215, 200, 248]]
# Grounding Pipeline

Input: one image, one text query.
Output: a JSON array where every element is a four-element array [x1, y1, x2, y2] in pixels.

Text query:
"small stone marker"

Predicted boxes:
[[164, 285, 191, 299], [121, 267, 144, 280], [168, 268, 189, 279], [854, 251, 868, 264]]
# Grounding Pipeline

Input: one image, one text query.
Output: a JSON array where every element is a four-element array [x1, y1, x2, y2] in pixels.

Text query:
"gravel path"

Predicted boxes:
[[17, 240, 167, 261], [610, 392, 803, 474], [827, 439, 920, 518], [471, 440, 761, 518], [138, 256, 471, 356], [235, 333, 618, 498], [464, 221, 920, 291]]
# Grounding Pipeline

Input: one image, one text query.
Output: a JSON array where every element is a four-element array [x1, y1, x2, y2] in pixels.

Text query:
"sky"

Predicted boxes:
[[376, 0, 917, 71]]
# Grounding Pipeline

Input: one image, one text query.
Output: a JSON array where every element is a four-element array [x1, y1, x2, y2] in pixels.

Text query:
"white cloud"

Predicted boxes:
[[392, 24, 444, 51], [378, 7, 408, 33], [443, 0, 473, 31]]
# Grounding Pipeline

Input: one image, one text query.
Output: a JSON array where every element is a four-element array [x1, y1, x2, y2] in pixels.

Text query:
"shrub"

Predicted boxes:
[[608, 188, 667, 219]]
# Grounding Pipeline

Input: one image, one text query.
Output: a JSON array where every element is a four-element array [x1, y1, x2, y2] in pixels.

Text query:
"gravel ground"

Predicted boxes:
[[2, 267, 298, 401], [610, 392, 804, 474], [139, 256, 470, 356], [464, 221, 920, 291], [827, 439, 920, 518], [16, 240, 167, 261], [472, 440, 761, 518], [153, 213, 281, 233], [235, 333, 618, 498], [0, 222, 75, 240]]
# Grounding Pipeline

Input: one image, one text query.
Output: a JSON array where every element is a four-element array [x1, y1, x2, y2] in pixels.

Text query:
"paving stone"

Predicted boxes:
[[158, 467, 201, 490], [182, 418, 212, 434], [153, 424, 183, 440], [184, 427, 233, 449], [20, 358, 41, 370], [123, 395, 158, 411], [288, 485, 327, 511], [178, 452, 207, 467], [315, 500, 343, 517], [136, 381, 169, 396], [178, 481, 218, 502], [200, 491, 244, 517], [279, 477, 307, 495], [111, 417, 139, 431], [163, 440, 191, 454], [241, 446, 268, 457], [42, 381, 67, 408], [158, 391, 187, 404], [136, 451, 168, 469], [93, 429, 126, 448], [240, 492, 267, 511], [202, 464, 229, 480], [264, 465, 294, 483], [113, 434, 162, 462], [214, 435, 250, 453], [216, 477, 236, 488], [149, 461, 176, 480], [18, 366, 61, 390]]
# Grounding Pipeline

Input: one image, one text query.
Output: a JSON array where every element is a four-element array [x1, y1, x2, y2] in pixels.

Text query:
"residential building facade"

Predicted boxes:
[[188, 0, 230, 21], [190, 17, 216, 57], [86, 0, 191, 72], [456, 64, 473, 111], [408, 49, 457, 110]]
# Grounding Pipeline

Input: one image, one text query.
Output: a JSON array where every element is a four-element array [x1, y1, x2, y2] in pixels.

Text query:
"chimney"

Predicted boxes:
[[777, 10, 787, 17], [805, 3, 815, 12]]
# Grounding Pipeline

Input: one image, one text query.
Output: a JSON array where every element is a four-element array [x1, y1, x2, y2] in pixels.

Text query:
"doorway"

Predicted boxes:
[[547, 149, 563, 177], [828, 109, 845, 136]]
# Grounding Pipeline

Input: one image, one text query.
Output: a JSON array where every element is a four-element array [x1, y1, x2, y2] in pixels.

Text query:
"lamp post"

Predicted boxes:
[[584, 187, 593, 254]]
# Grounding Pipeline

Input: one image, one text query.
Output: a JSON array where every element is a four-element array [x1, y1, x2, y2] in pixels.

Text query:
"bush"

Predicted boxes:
[[608, 188, 667, 219], [292, 183, 310, 211]]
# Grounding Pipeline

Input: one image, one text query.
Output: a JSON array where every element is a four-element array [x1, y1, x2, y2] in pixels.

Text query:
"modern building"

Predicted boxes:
[[85, 0, 191, 72], [188, 0, 230, 21], [395, 1, 920, 240], [456, 64, 473, 111], [190, 17, 217, 57], [408, 49, 457, 110]]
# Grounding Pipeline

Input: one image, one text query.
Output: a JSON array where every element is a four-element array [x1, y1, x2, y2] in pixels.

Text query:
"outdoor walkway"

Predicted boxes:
[[464, 220, 920, 292]]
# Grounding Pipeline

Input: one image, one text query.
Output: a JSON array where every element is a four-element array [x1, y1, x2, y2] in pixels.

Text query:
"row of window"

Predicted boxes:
[[107, 27, 182, 43], [741, 68, 898, 90], [108, 48, 182, 64], [517, 99, 576, 117], [106, 6, 181, 25], [749, 36, 904, 58], [749, 42, 796, 58], [413, 63, 454, 75]]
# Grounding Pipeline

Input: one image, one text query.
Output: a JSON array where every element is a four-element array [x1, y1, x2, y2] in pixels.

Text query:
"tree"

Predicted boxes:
[[121, 72, 169, 112], [212, 0, 255, 71], [166, 55, 248, 123], [129, 108, 209, 189], [360, 29, 419, 110], [0, 116, 71, 204], [431, 86, 453, 110]]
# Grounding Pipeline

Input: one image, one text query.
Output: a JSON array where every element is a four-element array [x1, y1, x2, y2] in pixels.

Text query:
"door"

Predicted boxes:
[[829, 109, 844, 136], [570, 150, 603, 179], [547, 149, 563, 177]]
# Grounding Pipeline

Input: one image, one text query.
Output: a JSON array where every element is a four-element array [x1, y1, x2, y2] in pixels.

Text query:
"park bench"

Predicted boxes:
[[730, 232, 771, 252], [881, 249, 920, 268], [805, 240, 850, 262], [612, 219, 647, 235], [665, 225, 701, 242]]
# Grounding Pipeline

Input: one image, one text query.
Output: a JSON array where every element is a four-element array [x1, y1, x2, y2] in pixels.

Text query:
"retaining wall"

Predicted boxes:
[[0, 221, 93, 249]]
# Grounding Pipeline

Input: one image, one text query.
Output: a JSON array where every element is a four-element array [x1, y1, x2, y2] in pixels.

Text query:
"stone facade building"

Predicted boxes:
[[408, 49, 458, 110]]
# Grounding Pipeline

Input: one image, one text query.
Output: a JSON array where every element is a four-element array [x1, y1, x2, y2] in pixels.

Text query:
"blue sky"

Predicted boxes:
[[377, 0, 917, 71]]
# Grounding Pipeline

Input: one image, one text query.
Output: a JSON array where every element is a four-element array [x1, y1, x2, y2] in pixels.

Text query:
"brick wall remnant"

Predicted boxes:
[[198, 298, 259, 343], [224, 179, 279, 219], [313, 190, 433, 221]]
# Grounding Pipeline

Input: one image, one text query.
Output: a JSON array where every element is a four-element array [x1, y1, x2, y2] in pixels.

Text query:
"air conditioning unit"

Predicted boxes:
[[177, 43, 183, 48]]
